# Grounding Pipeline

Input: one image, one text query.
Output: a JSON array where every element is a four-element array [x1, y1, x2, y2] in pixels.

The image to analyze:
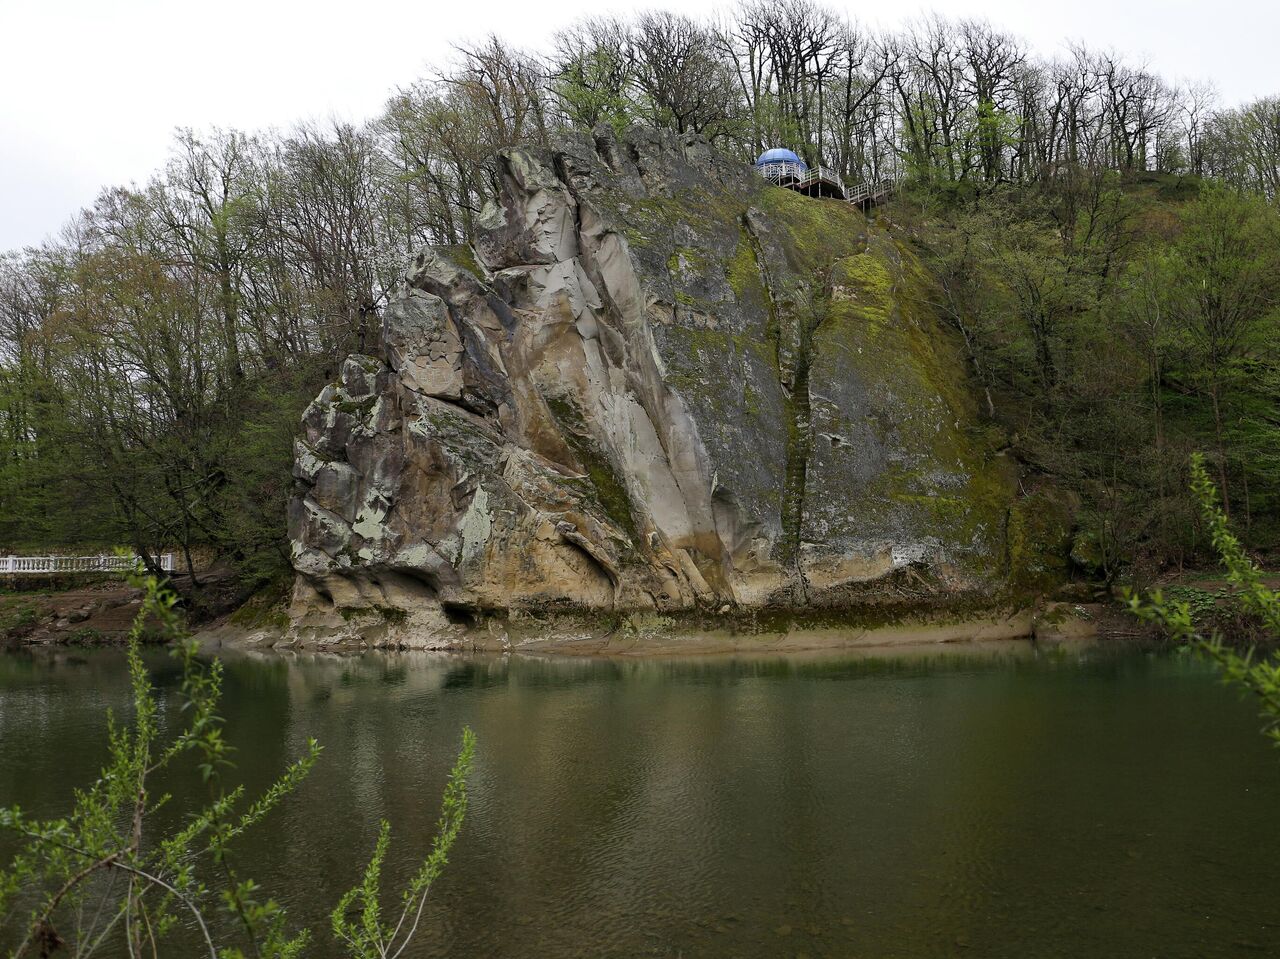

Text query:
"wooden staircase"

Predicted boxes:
[[845, 177, 898, 208]]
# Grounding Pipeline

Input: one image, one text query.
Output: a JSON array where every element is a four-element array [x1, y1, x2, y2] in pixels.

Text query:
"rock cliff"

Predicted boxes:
[[286, 127, 1054, 647]]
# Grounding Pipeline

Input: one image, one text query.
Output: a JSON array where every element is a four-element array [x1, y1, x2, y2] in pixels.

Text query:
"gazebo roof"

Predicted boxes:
[[755, 147, 805, 167]]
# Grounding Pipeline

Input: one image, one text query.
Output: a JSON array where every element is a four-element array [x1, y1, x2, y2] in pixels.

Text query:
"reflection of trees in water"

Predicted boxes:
[[5, 645, 1278, 957]]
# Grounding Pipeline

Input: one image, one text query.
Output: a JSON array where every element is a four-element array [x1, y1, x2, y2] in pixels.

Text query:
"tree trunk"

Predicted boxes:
[[1210, 382, 1231, 517]]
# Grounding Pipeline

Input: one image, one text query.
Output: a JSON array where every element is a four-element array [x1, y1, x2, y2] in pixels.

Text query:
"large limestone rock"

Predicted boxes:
[[287, 127, 1034, 647]]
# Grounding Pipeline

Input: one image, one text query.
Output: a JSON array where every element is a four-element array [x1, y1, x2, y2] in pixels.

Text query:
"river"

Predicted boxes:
[[2, 641, 1278, 957]]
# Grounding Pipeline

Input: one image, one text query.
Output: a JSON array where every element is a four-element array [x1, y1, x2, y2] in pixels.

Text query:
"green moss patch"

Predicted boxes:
[[543, 395, 641, 544]]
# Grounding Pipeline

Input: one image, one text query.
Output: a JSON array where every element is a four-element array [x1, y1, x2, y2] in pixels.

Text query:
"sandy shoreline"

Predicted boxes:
[[195, 601, 1135, 658]]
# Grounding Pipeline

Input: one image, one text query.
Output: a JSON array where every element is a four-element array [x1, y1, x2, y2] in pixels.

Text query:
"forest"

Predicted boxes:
[[2, 0, 1279, 595]]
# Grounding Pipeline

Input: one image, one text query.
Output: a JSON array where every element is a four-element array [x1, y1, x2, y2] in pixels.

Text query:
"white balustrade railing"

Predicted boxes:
[[758, 162, 900, 204], [758, 161, 844, 191], [0, 553, 177, 575], [847, 177, 899, 204]]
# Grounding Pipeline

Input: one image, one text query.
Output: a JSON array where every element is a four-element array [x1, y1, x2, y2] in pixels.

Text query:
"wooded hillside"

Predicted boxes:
[[2, 3, 1278, 593]]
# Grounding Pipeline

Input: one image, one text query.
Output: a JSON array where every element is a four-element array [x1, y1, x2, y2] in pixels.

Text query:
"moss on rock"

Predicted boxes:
[[1006, 486, 1079, 595]]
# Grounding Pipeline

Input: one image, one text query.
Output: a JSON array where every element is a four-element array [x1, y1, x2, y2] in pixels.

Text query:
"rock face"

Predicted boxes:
[[287, 127, 1031, 646]]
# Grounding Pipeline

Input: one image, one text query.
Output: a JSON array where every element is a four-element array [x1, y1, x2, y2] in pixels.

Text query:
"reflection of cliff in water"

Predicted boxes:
[[5, 643, 1277, 958]]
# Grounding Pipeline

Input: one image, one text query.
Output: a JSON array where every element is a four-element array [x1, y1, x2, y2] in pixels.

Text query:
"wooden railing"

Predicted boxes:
[[0, 553, 177, 575]]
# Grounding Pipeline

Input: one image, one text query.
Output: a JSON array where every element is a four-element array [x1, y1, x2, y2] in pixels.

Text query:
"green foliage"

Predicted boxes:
[[550, 41, 633, 136], [1159, 188, 1280, 517], [330, 728, 475, 959], [913, 173, 1280, 575], [0, 569, 475, 958], [1130, 454, 1280, 748], [5, 9, 1280, 599], [1160, 584, 1232, 624], [1005, 488, 1077, 593], [0, 598, 40, 636]]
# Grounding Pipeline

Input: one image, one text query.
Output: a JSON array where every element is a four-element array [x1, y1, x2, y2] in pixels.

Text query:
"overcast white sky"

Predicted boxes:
[[1, 0, 1276, 251]]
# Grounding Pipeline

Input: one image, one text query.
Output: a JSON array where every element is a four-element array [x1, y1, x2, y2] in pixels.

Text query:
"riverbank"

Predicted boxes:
[[196, 599, 1147, 657], [0, 581, 147, 645], [0, 567, 259, 646], [5, 576, 1250, 655]]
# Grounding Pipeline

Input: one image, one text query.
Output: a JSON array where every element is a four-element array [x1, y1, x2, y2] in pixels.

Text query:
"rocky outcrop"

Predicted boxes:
[[287, 127, 1042, 648]]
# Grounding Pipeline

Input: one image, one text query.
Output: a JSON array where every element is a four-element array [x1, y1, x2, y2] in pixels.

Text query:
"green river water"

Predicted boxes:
[[2, 641, 1278, 957]]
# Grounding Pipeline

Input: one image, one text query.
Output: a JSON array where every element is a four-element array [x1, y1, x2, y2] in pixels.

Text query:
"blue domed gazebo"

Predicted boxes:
[[754, 147, 850, 200], [755, 147, 808, 178]]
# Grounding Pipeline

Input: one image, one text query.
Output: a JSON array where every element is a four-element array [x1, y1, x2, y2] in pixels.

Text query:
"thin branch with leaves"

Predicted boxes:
[[0, 566, 475, 958], [1129, 452, 1280, 748]]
